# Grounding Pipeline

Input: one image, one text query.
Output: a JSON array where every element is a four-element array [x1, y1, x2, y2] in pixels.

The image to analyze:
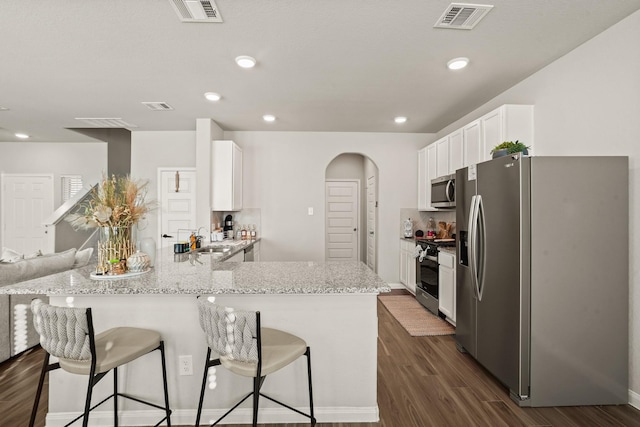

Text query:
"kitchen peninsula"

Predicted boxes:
[[1, 245, 390, 426]]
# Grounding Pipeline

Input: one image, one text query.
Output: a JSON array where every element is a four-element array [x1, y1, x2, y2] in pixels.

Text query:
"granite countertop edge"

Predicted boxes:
[[0, 255, 391, 296]]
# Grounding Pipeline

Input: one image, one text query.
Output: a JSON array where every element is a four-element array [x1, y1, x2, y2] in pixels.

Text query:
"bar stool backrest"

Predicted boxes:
[[31, 299, 92, 361], [197, 298, 259, 363]]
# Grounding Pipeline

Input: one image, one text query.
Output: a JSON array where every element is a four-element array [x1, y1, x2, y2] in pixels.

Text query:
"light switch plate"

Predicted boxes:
[[308, 207, 313, 215]]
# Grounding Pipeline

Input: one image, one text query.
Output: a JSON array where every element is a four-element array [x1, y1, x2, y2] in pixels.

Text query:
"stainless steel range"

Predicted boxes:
[[415, 239, 455, 317]]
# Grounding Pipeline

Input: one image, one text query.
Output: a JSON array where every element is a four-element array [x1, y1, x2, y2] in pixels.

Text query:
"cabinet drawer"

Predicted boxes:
[[438, 251, 455, 269]]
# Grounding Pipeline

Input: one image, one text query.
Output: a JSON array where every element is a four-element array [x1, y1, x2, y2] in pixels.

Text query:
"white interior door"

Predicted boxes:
[[325, 180, 359, 261], [366, 175, 376, 271], [158, 169, 197, 247], [1, 174, 54, 254]]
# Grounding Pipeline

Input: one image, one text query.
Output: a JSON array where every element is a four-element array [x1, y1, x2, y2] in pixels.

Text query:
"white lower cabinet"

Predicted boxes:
[[399, 239, 417, 293], [438, 251, 456, 325], [224, 251, 245, 263]]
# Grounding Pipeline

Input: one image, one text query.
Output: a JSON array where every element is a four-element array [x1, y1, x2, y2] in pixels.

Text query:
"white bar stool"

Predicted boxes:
[[29, 299, 172, 427], [195, 296, 315, 426]]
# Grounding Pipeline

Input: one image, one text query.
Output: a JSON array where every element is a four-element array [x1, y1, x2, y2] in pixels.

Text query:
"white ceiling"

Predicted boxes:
[[1, 0, 639, 143]]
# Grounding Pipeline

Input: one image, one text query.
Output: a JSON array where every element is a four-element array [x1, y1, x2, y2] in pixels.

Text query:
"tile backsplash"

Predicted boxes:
[[400, 208, 456, 238]]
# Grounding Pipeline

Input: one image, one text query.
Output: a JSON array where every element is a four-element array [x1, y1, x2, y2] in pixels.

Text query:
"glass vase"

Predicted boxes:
[[97, 226, 135, 274]]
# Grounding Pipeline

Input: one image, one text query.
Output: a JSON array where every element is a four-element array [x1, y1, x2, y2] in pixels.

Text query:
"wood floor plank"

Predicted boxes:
[[2, 289, 639, 427]]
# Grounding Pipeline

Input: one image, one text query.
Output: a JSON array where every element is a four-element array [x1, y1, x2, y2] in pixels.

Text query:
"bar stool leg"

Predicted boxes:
[[252, 376, 261, 427], [195, 347, 212, 426], [306, 347, 315, 426], [159, 341, 172, 426], [29, 353, 50, 427], [82, 369, 96, 427], [113, 367, 119, 427]]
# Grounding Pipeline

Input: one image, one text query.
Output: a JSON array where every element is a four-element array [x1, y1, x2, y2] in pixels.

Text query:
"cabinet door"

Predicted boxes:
[[448, 130, 464, 174], [481, 108, 502, 162], [481, 105, 534, 160], [232, 142, 243, 210], [399, 247, 408, 285], [223, 251, 245, 262], [436, 137, 449, 177], [427, 144, 438, 180], [407, 251, 416, 293], [212, 140, 243, 211], [463, 120, 482, 167], [438, 252, 456, 323], [417, 147, 428, 211]]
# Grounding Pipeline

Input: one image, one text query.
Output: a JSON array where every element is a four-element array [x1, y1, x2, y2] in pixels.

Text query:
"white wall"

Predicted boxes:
[[437, 10, 640, 402], [224, 131, 428, 283], [0, 142, 107, 246], [0, 142, 107, 206], [130, 131, 197, 243]]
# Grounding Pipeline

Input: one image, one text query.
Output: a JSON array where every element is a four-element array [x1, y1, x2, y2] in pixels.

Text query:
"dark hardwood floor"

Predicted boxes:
[[2, 289, 639, 426]]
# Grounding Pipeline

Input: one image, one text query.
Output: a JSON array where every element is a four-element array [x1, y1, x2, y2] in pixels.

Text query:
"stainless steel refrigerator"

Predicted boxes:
[[456, 155, 628, 407]]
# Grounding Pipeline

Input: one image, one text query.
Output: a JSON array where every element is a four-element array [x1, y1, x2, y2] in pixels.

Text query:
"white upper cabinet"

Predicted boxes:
[[417, 143, 439, 211], [211, 140, 242, 211], [427, 143, 438, 181], [417, 146, 429, 211], [481, 104, 534, 158], [463, 119, 482, 166], [417, 104, 533, 210], [448, 129, 464, 174], [436, 137, 449, 177]]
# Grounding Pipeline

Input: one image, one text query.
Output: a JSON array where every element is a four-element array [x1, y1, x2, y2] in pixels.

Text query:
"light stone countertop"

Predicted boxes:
[[0, 243, 390, 296]]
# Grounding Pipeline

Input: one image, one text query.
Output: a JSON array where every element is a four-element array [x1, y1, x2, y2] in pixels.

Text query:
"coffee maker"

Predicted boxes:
[[223, 215, 234, 239]]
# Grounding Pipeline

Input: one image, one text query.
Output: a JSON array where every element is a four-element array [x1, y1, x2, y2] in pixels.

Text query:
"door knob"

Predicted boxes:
[[162, 234, 173, 238]]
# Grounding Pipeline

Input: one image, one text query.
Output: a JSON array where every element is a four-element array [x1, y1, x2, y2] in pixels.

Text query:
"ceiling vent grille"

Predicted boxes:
[[169, 0, 223, 23], [74, 118, 138, 128], [434, 3, 493, 30], [142, 102, 174, 111]]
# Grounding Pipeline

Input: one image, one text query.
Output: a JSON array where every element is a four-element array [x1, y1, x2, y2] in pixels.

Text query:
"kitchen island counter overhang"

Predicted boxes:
[[2, 251, 390, 426]]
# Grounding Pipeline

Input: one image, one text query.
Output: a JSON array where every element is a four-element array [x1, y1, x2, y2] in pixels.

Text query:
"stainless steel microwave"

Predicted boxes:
[[431, 174, 455, 208]]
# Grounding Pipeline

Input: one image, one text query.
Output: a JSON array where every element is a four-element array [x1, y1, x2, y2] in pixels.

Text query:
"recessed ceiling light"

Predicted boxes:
[[0, 106, 10, 111], [394, 116, 407, 124], [204, 92, 221, 101], [15, 133, 29, 139], [235, 55, 256, 68], [447, 57, 469, 70], [263, 114, 276, 122]]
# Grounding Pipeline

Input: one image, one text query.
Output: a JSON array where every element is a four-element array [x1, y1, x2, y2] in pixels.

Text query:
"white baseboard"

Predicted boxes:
[[630, 388, 640, 410], [45, 406, 379, 426]]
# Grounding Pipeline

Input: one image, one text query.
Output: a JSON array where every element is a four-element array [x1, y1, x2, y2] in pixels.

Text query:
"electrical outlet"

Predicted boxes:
[[179, 355, 193, 376]]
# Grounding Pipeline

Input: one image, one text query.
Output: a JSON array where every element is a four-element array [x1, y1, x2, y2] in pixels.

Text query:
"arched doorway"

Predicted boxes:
[[325, 153, 379, 272]]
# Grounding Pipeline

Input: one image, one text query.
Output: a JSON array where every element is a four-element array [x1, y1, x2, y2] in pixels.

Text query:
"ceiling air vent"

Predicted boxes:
[[434, 3, 493, 30], [169, 0, 223, 23], [74, 118, 137, 128], [142, 102, 174, 111]]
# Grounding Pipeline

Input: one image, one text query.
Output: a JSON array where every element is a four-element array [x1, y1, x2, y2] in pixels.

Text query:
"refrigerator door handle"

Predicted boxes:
[[476, 195, 486, 301], [468, 195, 479, 300]]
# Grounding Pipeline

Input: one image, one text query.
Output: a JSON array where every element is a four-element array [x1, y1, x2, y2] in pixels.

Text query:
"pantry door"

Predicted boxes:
[[325, 180, 359, 261], [158, 168, 197, 247], [1, 174, 54, 254]]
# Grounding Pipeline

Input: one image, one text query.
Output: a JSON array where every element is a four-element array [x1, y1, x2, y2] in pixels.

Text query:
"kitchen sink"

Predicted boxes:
[[196, 246, 231, 253]]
